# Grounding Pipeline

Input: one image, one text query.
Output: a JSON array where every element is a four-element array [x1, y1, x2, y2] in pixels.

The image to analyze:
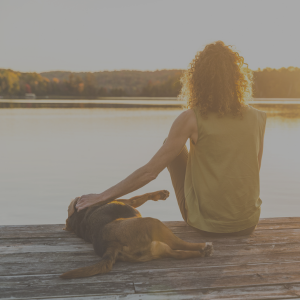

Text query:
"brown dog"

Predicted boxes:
[[61, 190, 213, 279]]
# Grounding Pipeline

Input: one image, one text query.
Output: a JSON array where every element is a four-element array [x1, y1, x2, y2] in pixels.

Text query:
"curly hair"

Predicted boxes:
[[179, 41, 253, 117]]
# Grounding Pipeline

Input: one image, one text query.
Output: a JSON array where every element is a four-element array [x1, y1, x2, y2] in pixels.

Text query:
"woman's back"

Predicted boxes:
[[184, 105, 267, 233]]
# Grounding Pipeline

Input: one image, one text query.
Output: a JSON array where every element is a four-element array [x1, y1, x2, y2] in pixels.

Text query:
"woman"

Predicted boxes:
[[76, 41, 267, 236]]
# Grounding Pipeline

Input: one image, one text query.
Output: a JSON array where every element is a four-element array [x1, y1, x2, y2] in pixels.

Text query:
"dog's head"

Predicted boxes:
[[63, 197, 121, 232]]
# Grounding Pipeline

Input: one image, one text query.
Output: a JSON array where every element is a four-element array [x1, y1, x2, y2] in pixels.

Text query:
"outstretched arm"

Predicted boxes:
[[76, 110, 197, 211]]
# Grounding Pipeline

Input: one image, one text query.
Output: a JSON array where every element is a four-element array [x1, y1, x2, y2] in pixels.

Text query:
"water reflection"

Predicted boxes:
[[0, 105, 299, 225], [253, 103, 300, 121]]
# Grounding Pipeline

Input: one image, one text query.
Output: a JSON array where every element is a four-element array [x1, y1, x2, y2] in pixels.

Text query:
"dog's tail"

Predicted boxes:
[[60, 248, 118, 279]]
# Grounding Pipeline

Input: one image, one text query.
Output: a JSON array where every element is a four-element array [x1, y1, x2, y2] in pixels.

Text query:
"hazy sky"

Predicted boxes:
[[0, 0, 299, 73]]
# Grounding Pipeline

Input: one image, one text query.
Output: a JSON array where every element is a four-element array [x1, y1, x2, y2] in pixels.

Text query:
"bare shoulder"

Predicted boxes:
[[175, 109, 197, 125], [170, 109, 198, 143]]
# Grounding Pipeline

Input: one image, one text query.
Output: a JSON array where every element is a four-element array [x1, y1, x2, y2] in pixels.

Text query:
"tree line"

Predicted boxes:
[[1, 67, 300, 98], [252, 67, 300, 98]]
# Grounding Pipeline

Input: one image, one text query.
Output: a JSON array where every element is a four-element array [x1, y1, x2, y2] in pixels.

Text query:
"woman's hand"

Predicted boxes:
[[75, 193, 103, 211]]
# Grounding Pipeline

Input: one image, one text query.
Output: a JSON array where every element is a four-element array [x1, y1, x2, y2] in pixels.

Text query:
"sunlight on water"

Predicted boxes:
[[0, 106, 299, 225]]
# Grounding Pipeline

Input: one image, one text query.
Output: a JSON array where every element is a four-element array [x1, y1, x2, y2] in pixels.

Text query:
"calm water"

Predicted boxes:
[[1, 106, 300, 225]]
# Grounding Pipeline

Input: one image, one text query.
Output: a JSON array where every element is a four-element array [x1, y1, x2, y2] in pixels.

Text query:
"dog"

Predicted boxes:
[[61, 190, 213, 279]]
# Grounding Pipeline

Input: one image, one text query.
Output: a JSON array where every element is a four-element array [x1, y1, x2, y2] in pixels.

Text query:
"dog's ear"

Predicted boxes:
[[63, 198, 80, 231], [67, 197, 80, 218]]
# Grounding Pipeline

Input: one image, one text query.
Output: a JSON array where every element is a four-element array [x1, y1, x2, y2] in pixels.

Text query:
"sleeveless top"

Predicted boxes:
[[184, 105, 267, 233]]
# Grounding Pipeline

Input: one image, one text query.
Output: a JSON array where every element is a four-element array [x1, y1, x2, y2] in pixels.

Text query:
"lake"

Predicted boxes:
[[1, 105, 300, 225]]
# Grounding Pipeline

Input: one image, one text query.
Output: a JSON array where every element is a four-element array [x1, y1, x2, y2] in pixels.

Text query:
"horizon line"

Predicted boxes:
[[1, 66, 300, 74]]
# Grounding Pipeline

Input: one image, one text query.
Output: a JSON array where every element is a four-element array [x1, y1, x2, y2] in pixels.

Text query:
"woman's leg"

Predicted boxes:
[[166, 144, 189, 222]]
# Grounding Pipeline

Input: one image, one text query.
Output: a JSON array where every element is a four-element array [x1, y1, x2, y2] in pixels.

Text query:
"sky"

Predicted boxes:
[[0, 0, 299, 73]]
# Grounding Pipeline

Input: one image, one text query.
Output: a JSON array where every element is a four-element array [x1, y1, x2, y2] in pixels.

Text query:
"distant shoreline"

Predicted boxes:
[[0, 96, 178, 101], [1, 98, 300, 109], [2, 67, 300, 99], [2, 97, 300, 101]]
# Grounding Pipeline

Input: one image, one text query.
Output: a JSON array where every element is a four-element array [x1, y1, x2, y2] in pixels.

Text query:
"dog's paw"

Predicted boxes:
[[200, 242, 213, 257], [159, 190, 170, 200], [153, 190, 170, 201]]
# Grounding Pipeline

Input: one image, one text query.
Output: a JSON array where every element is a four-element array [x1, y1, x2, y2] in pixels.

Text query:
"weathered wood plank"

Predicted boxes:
[[1, 262, 300, 298], [2, 260, 300, 284], [1, 235, 300, 257], [1, 217, 300, 239], [1, 228, 299, 257], [133, 268, 300, 293], [165, 217, 300, 229], [169, 226, 300, 236], [2, 226, 300, 245], [11, 283, 299, 300], [170, 228, 300, 242], [2, 250, 300, 277], [1, 275, 300, 300], [0, 279, 134, 299], [0, 238, 93, 254], [0, 224, 72, 239]]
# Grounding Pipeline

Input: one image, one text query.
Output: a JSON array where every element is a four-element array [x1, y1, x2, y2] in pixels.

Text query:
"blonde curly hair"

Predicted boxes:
[[179, 41, 253, 117]]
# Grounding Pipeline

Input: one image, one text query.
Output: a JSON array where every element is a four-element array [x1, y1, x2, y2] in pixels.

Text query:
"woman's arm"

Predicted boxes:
[[75, 110, 197, 211]]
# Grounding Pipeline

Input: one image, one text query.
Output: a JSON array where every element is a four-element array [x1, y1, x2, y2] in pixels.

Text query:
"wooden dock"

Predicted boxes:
[[1, 218, 300, 299]]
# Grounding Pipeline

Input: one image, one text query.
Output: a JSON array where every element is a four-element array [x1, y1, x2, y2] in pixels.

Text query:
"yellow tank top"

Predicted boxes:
[[184, 105, 267, 233]]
